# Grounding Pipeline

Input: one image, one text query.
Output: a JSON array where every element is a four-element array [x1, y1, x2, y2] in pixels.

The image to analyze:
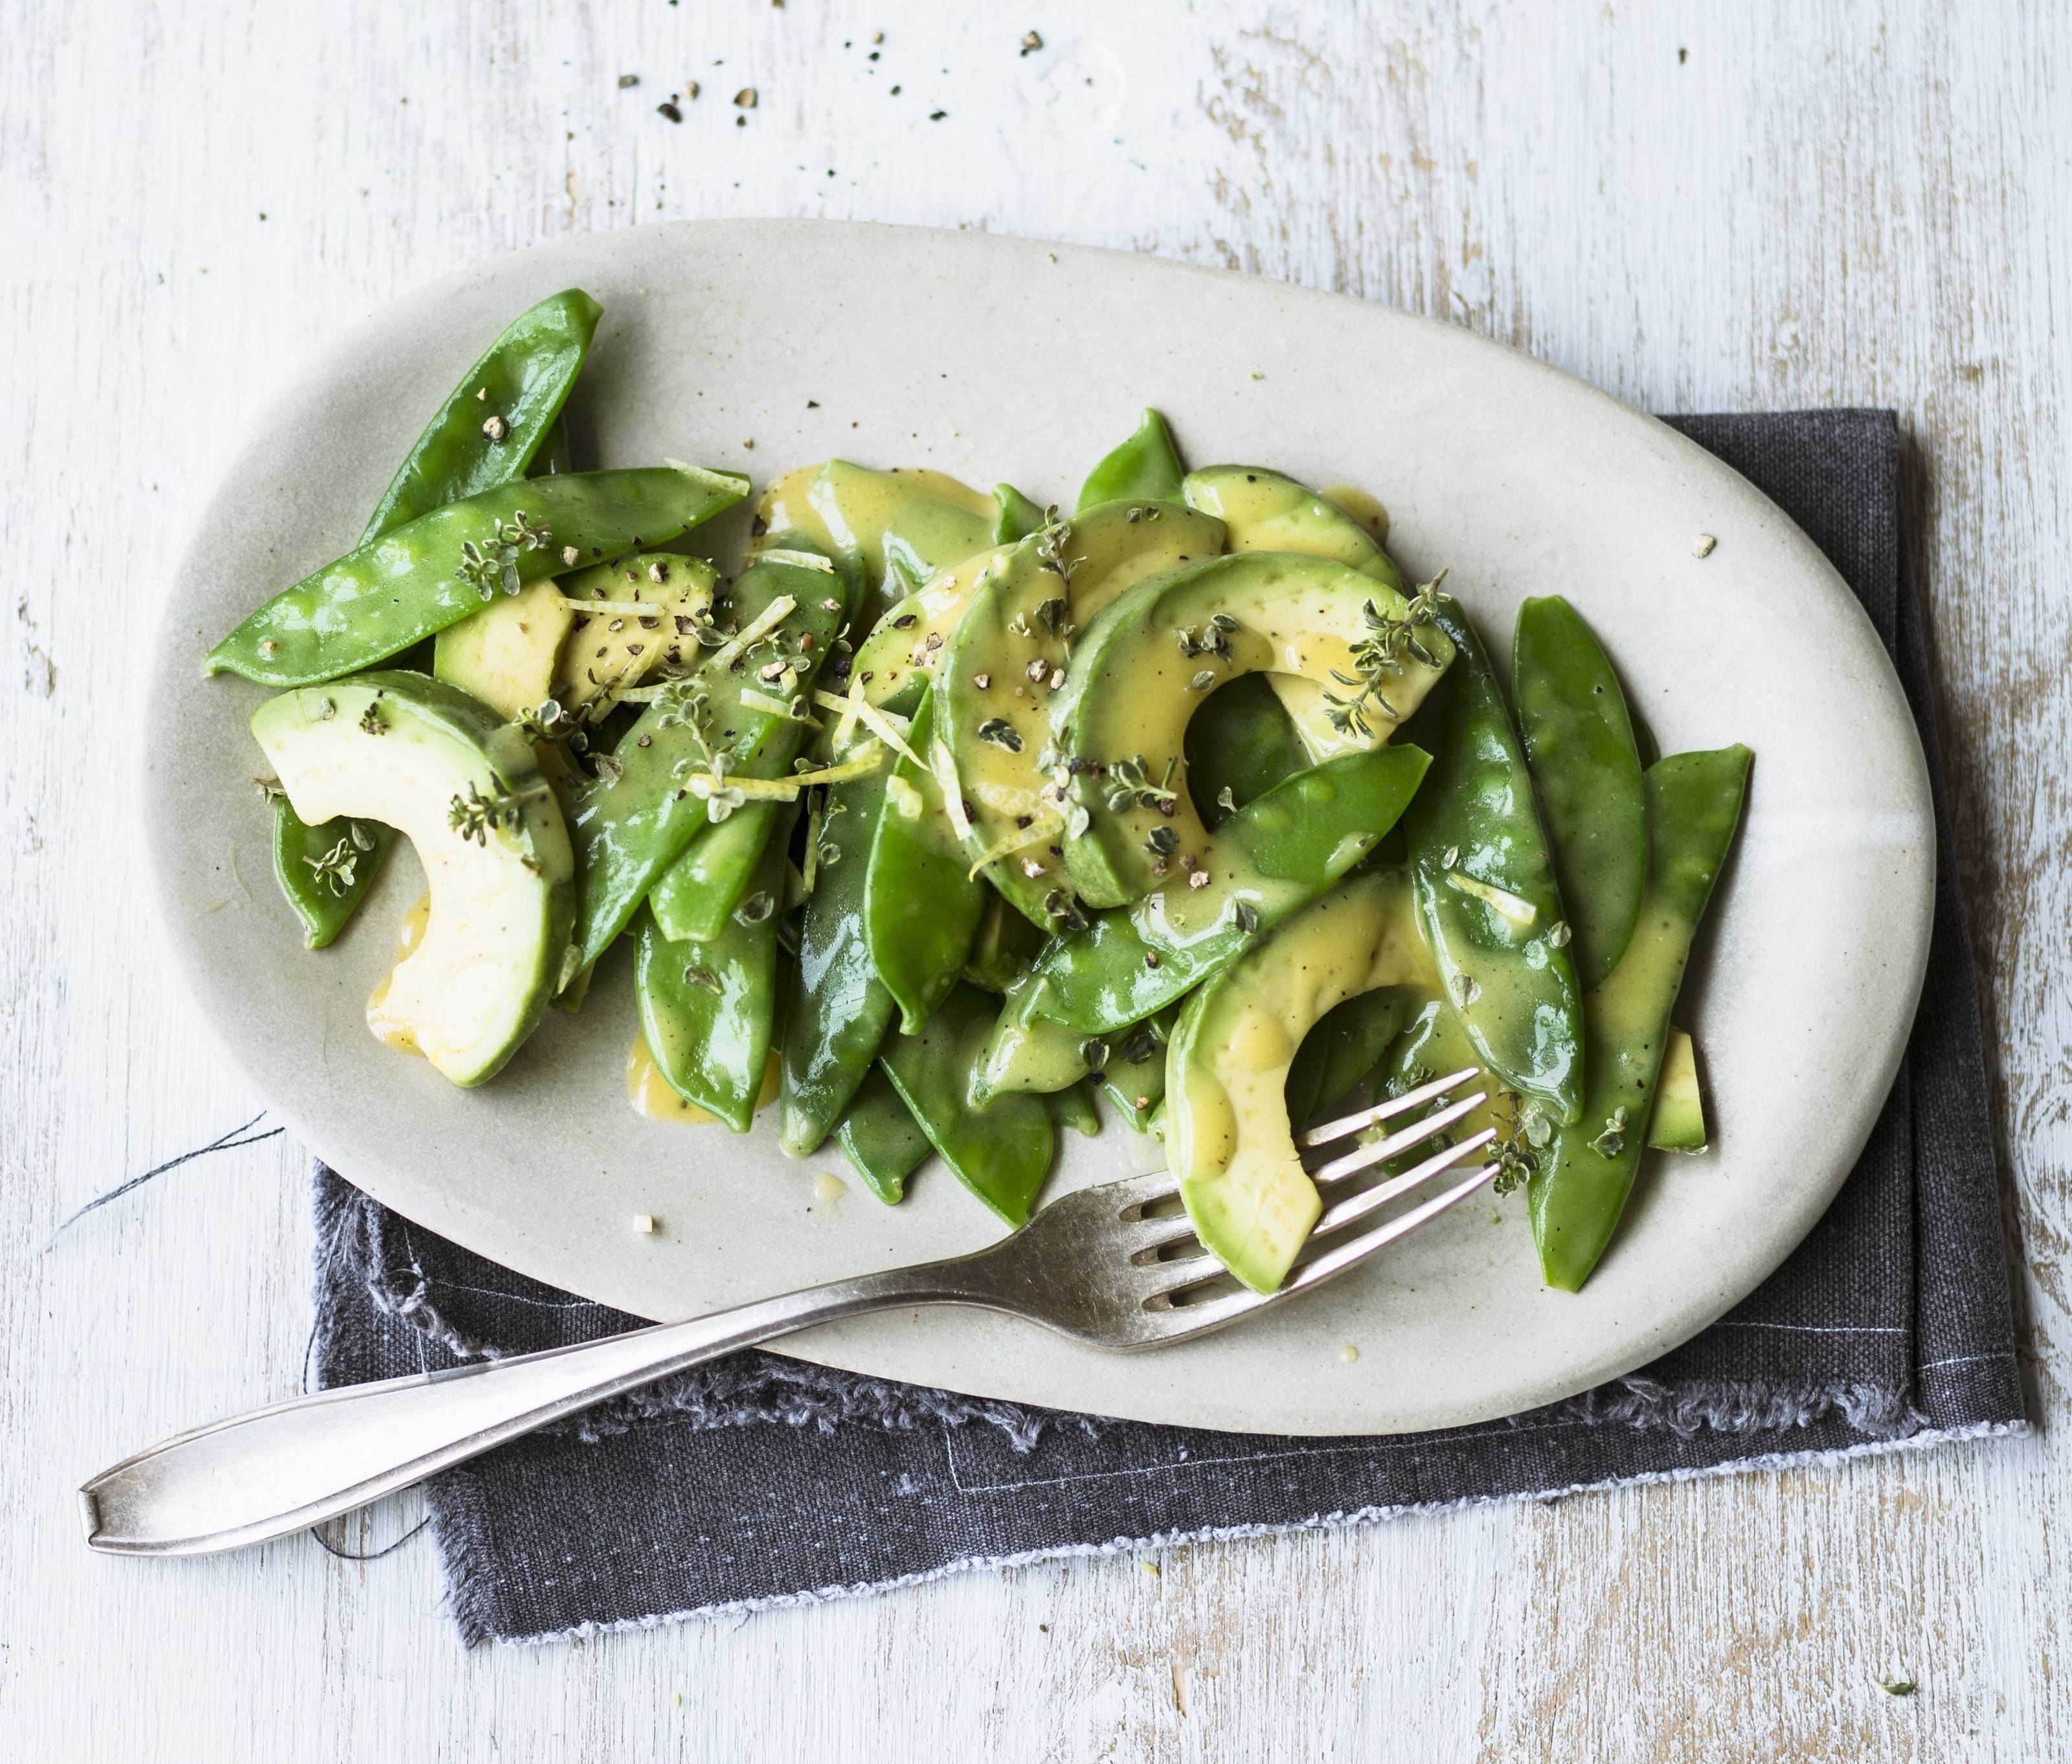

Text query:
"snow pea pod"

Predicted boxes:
[[1528, 746, 1751, 1291], [1050, 1081, 1102, 1138], [633, 808, 793, 1133], [1029, 743, 1432, 1035], [207, 466, 749, 688], [1405, 600, 1584, 1121], [359, 289, 602, 543], [1512, 595, 1647, 991], [1076, 409, 1184, 510], [1184, 672, 1311, 824], [879, 982, 1055, 1227], [863, 691, 987, 1034], [973, 972, 1092, 1103], [835, 1066, 930, 1203], [994, 482, 1048, 543], [780, 766, 898, 1156], [268, 804, 395, 949], [649, 801, 778, 945], [1284, 988, 1417, 1129], [568, 554, 842, 971]]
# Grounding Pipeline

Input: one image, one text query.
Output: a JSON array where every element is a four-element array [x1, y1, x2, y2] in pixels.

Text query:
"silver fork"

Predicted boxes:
[[80, 1066, 1495, 1557]]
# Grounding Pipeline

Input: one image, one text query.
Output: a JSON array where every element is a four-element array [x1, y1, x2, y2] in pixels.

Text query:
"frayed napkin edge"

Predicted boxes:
[[433, 1415, 2028, 1648]]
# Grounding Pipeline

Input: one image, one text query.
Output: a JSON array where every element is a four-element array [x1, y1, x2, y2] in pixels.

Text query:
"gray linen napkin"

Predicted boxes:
[[313, 409, 2023, 1645]]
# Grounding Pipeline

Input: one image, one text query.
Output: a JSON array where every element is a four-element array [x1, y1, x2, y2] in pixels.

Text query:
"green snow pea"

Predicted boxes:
[[835, 1065, 931, 1203], [1284, 988, 1418, 1130], [1529, 746, 1751, 1291], [780, 764, 897, 1156], [1076, 409, 1184, 510], [973, 972, 1092, 1103], [633, 808, 793, 1133], [863, 691, 987, 1033], [569, 553, 843, 971], [1184, 672, 1311, 824], [1089, 1011, 1175, 1132], [964, 893, 1046, 993], [1404, 600, 1584, 1120], [1050, 1081, 1102, 1138], [1513, 595, 1648, 991], [879, 982, 1055, 1227], [994, 482, 1049, 543], [531, 416, 574, 479], [649, 802, 778, 945], [358, 289, 602, 543], [267, 803, 396, 949], [1029, 743, 1432, 1035], [208, 466, 749, 688]]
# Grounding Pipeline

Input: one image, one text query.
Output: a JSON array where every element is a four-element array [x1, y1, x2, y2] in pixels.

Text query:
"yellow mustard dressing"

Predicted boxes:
[[1318, 484, 1391, 547], [625, 1032, 721, 1124], [365, 894, 434, 1056]]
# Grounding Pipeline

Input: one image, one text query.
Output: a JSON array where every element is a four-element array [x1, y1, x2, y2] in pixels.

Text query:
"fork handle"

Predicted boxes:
[[80, 1260, 973, 1557]]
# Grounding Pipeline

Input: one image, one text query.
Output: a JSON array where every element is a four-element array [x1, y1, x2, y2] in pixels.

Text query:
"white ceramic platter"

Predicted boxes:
[[141, 221, 1933, 1436]]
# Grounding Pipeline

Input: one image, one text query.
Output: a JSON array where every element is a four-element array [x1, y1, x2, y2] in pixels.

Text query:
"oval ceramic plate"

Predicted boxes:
[[141, 221, 1932, 1436]]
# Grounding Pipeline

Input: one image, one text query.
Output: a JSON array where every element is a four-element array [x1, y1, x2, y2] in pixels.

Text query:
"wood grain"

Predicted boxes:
[[3, 2, 2064, 1759]]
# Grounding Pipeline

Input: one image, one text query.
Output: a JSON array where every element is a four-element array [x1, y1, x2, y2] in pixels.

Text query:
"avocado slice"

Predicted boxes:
[[551, 553, 719, 717], [1184, 464, 1412, 763], [934, 498, 1226, 929], [431, 579, 574, 723], [754, 461, 999, 623], [251, 672, 576, 1087], [1167, 869, 1437, 1293], [1182, 464, 1404, 585], [848, 542, 1017, 716], [1647, 1026, 1707, 1152], [1052, 551, 1456, 909]]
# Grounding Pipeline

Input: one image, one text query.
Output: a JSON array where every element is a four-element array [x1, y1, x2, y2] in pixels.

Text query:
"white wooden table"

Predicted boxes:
[[5, 3, 2066, 1758]]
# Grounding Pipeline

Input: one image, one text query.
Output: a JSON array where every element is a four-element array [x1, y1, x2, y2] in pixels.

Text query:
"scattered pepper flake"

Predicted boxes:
[[618, 73, 640, 89], [1020, 30, 1044, 55]]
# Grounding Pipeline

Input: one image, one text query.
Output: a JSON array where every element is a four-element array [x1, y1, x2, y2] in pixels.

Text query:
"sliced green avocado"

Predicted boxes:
[[1182, 465, 1403, 585], [1167, 869, 1437, 1293], [935, 498, 1227, 929], [251, 672, 576, 1086], [848, 543, 1017, 716], [1184, 465, 1411, 762], [752, 461, 999, 622], [1648, 1026, 1707, 1151], [431, 580, 574, 723], [1052, 552, 1455, 909]]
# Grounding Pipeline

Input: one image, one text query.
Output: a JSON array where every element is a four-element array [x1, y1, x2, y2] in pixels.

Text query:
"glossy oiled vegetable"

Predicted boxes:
[[649, 805, 776, 946], [780, 763, 897, 1156], [1077, 409, 1184, 510], [1167, 868, 1436, 1293], [268, 305, 600, 941], [1404, 600, 1583, 1120], [1052, 552, 1452, 908], [993, 482, 1049, 543], [879, 982, 1054, 1226], [359, 289, 603, 543], [1030, 743, 1432, 1035], [1529, 746, 1751, 1291], [269, 805, 395, 949], [208, 466, 749, 688], [1184, 672, 1311, 823], [934, 499, 1226, 929], [834, 1066, 931, 1203], [863, 691, 986, 1032], [568, 554, 842, 971], [1283, 987, 1417, 1129], [634, 809, 793, 1134], [1513, 595, 1648, 991]]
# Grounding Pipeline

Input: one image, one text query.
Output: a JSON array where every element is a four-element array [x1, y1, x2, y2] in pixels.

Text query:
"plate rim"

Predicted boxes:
[[135, 218, 1935, 1436]]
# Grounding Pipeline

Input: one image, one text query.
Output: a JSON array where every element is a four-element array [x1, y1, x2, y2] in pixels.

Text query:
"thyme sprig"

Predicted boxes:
[[1589, 1105, 1631, 1159], [1321, 571, 1448, 739], [1491, 1092, 1555, 1195], [1103, 754, 1180, 817], [456, 511, 555, 600], [303, 838, 363, 896], [448, 781, 527, 844]]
